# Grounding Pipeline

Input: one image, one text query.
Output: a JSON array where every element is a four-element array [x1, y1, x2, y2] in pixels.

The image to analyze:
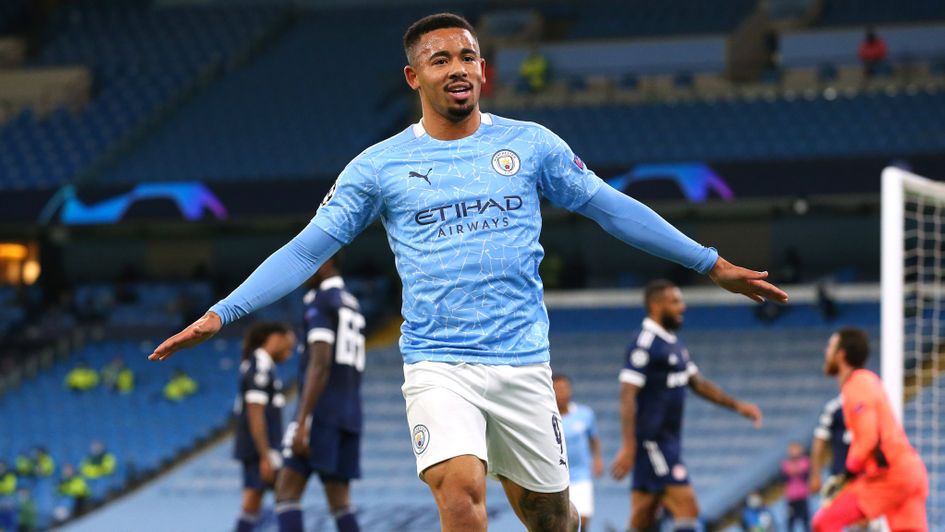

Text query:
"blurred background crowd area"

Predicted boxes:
[[0, 0, 942, 529]]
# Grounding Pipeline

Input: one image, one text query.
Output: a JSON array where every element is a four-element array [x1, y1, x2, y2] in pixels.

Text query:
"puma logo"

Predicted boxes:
[[408, 168, 432, 185]]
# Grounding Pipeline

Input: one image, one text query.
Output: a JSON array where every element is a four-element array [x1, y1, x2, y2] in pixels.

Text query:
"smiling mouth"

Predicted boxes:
[[446, 84, 472, 100]]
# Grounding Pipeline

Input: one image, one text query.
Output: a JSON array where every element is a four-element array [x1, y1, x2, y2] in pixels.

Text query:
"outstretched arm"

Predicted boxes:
[[575, 184, 788, 303], [689, 372, 762, 428], [148, 222, 342, 361]]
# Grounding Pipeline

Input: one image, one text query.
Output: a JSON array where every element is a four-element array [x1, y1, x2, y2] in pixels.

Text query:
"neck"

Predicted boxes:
[[420, 102, 481, 140], [319, 269, 340, 282], [837, 365, 855, 387]]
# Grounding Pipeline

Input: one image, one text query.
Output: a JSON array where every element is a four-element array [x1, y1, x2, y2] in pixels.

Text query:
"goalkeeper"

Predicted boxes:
[[812, 328, 928, 532]]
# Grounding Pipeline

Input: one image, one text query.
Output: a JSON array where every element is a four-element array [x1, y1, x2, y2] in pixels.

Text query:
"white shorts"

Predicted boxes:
[[569, 480, 594, 517], [402, 361, 570, 493]]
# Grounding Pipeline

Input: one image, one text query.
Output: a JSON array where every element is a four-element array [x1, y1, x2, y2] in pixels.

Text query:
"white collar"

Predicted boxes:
[[303, 289, 317, 304], [643, 317, 678, 343], [411, 112, 492, 138], [319, 276, 345, 291], [254, 347, 274, 367]]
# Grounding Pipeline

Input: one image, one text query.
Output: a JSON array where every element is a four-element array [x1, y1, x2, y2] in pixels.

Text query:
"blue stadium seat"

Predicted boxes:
[[0, 2, 287, 191]]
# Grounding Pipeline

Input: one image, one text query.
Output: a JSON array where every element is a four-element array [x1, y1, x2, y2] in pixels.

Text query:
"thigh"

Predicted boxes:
[[281, 420, 314, 479], [422, 454, 487, 504], [319, 430, 361, 482], [484, 363, 569, 493], [630, 490, 662, 529], [402, 362, 488, 480], [308, 422, 342, 476], [812, 490, 867, 531], [275, 466, 309, 502], [499, 476, 573, 531], [321, 479, 352, 512], [884, 489, 928, 531], [242, 460, 265, 491], [661, 484, 699, 519], [634, 439, 687, 494]]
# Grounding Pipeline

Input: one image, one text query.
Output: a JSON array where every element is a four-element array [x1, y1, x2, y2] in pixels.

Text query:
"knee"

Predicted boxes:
[[430, 476, 486, 524], [519, 492, 573, 531]]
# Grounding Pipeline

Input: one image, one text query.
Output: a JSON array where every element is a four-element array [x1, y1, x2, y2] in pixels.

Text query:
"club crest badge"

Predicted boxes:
[[413, 424, 430, 455], [492, 149, 520, 176]]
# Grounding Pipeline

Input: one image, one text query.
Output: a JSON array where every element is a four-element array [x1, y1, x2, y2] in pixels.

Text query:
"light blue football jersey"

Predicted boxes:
[[312, 113, 603, 365], [562, 403, 599, 483]]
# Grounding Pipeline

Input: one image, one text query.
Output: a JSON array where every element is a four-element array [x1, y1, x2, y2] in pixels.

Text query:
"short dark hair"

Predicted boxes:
[[552, 373, 571, 383], [836, 327, 870, 368], [242, 322, 291, 361], [403, 13, 476, 64], [644, 279, 676, 310]]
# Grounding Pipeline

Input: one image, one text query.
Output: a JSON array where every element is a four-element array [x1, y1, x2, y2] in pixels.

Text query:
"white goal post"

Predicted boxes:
[[881, 165, 944, 528], [882, 166, 945, 419]]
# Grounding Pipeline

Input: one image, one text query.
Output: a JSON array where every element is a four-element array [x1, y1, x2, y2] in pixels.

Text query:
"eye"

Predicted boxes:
[[433, 58, 447, 66]]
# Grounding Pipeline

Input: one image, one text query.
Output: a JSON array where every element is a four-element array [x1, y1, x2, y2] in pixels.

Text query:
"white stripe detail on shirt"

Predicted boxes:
[[643, 440, 669, 476], [307, 328, 336, 345], [245, 390, 269, 405], [619, 368, 646, 386]]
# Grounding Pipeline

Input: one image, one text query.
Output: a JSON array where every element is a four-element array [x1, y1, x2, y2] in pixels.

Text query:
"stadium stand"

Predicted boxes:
[[94, 6, 450, 184], [0, 336, 280, 529], [0, 0, 29, 35], [816, 0, 945, 27], [44, 301, 885, 531], [0, 2, 287, 191], [503, 90, 945, 165], [563, 0, 756, 40]]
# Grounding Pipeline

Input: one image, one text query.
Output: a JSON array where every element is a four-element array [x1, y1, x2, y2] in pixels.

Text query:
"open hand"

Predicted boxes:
[[291, 424, 310, 458], [148, 311, 222, 361], [709, 257, 788, 304], [610, 445, 636, 480], [736, 401, 763, 429], [808, 474, 822, 494]]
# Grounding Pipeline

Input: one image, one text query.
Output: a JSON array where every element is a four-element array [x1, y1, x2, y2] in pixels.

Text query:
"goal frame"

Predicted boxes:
[[881, 166, 945, 421]]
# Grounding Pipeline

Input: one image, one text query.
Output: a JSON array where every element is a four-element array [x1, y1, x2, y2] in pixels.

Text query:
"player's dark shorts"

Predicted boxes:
[[242, 459, 268, 490], [284, 419, 361, 482], [632, 438, 690, 493]]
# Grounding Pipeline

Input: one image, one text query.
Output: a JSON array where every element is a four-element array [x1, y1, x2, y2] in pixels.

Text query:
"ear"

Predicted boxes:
[[479, 57, 487, 84], [404, 64, 420, 91]]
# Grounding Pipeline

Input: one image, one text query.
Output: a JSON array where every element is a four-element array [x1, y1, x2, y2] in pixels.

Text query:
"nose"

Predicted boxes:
[[448, 57, 468, 78]]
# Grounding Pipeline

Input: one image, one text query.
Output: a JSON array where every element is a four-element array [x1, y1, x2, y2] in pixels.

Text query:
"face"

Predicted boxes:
[[823, 333, 842, 376], [271, 331, 296, 363], [788, 442, 803, 458], [404, 28, 484, 122], [653, 287, 686, 331], [552, 378, 571, 410]]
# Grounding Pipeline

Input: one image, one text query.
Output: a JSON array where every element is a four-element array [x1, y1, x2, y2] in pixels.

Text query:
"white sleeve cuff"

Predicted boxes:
[[245, 390, 269, 405], [307, 328, 335, 345], [686, 361, 699, 376], [619, 368, 646, 386]]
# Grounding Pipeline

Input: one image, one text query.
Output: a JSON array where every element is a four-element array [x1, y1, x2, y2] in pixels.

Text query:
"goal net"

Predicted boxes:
[[882, 166, 944, 528]]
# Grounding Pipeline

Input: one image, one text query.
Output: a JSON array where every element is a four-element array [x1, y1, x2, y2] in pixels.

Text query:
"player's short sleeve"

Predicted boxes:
[[304, 293, 336, 346], [814, 397, 840, 441], [536, 128, 604, 211], [243, 364, 270, 405], [619, 341, 650, 387], [311, 154, 383, 244]]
